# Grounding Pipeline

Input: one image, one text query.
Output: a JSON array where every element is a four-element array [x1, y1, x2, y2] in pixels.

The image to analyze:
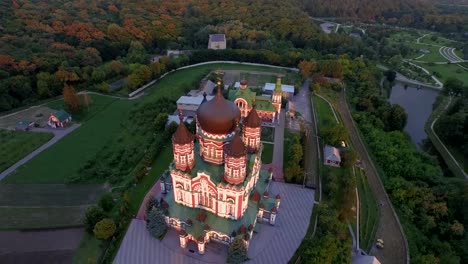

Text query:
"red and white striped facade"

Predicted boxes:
[[170, 117, 262, 221], [243, 125, 261, 153]]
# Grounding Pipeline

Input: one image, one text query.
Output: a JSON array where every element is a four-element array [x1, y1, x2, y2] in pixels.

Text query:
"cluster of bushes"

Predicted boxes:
[[70, 98, 176, 184], [283, 131, 305, 183], [84, 193, 117, 241], [347, 59, 467, 263]]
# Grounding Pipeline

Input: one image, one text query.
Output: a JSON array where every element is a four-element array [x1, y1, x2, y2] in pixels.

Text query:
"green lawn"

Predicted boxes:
[[72, 233, 101, 264], [313, 95, 338, 132], [405, 43, 447, 62], [144, 63, 289, 102], [0, 129, 53, 173], [47, 94, 117, 122], [3, 98, 134, 184], [356, 168, 379, 252], [261, 143, 274, 164], [417, 62, 468, 86], [0, 184, 105, 206], [0, 205, 87, 230]]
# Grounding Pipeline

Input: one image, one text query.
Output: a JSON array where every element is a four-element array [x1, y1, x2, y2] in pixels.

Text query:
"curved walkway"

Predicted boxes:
[[0, 124, 80, 181], [336, 88, 408, 264]]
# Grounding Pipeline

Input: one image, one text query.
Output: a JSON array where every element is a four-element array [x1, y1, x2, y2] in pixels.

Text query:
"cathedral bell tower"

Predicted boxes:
[[272, 76, 282, 114], [224, 126, 247, 185], [172, 112, 195, 171], [243, 104, 262, 153]]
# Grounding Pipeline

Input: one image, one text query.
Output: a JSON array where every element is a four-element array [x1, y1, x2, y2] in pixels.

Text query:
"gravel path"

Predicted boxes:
[[336, 88, 408, 264], [0, 124, 80, 181]]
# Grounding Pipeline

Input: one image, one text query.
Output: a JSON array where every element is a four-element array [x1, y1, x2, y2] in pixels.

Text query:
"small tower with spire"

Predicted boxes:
[[172, 111, 195, 171], [272, 76, 282, 114], [224, 125, 247, 185], [243, 104, 262, 153]]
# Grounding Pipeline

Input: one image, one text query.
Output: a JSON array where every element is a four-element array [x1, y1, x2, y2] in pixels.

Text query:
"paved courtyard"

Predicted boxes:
[[114, 182, 315, 264]]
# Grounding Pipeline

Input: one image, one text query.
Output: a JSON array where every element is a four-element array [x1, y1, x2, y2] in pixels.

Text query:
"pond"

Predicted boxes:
[[389, 83, 440, 148]]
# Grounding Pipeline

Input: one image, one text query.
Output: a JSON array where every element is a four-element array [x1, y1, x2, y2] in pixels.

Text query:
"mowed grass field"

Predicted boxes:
[[0, 129, 53, 173], [0, 184, 106, 230], [314, 95, 338, 131], [3, 98, 134, 184], [0, 206, 88, 230]]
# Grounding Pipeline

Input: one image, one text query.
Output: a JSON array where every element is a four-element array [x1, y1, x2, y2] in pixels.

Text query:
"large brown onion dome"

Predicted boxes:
[[197, 88, 240, 135]]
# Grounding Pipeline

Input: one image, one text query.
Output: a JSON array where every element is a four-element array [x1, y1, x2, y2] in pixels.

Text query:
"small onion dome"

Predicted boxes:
[[263, 191, 269, 197], [196, 85, 240, 134], [244, 104, 261, 128], [179, 230, 187, 236], [276, 194, 281, 199], [271, 207, 277, 213], [227, 131, 246, 158], [198, 236, 205, 242], [186, 218, 193, 225], [240, 224, 246, 234], [251, 191, 260, 202], [259, 203, 264, 209], [240, 80, 247, 86], [172, 113, 194, 144]]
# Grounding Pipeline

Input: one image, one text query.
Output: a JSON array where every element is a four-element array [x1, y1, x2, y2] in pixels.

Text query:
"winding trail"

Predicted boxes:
[[335, 88, 409, 264]]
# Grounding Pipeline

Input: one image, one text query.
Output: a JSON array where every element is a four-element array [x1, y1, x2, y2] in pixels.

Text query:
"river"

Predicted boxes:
[[389, 83, 440, 148]]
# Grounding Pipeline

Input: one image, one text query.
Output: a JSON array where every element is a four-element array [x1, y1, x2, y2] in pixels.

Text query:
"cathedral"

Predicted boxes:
[[163, 80, 281, 254]]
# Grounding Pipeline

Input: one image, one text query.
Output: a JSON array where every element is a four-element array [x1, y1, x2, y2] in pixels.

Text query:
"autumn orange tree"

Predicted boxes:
[[298, 60, 316, 78], [63, 84, 82, 113]]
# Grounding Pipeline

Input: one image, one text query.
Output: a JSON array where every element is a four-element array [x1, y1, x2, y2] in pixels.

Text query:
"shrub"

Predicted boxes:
[[84, 206, 105, 233], [227, 237, 247, 264], [93, 218, 116, 240], [147, 208, 167, 239], [99, 193, 114, 212]]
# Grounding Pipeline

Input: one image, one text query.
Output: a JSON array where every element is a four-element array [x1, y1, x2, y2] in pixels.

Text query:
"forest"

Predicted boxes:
[[345, 59, 467, 264], [303, 0, 468, 34]]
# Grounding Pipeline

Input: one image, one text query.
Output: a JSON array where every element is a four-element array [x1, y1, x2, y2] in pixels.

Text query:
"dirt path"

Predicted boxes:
[[336, 89, 408, 264]]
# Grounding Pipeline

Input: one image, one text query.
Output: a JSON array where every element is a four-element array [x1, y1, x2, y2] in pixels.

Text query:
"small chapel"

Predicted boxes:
[[229, 76, 283, 123], [162, 78, 280, 254]]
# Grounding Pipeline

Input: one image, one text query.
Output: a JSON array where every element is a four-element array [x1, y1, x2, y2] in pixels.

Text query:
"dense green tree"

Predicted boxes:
[[443, 78, 465, 96], [154, 113, 168, 132], [84, 206, 105, 233], [383, 104, 407, 131], [127, 41, 148, 64], [322, 124, 348, 146], [227, 237, 247, 264], [146, 208, 167, 239], [99, 193, 114, 212]]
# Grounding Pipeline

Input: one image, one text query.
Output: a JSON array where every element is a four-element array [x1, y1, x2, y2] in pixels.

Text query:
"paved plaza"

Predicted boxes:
[[114, 182, 315, 264]]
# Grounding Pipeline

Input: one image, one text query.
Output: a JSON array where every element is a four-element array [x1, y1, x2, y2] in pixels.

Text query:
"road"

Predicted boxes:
[[335, 89, 408, 264], [292, 79, 319, 189], [0, 124, 80, 181], [439, 46, 465, 63]]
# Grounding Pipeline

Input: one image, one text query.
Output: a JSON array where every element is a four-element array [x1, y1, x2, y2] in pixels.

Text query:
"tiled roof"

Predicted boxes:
[[53, 110, 71, 122], [244, 105, 261, 128], [324, 145, 341, 162], [209, 34, 225, 42]]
